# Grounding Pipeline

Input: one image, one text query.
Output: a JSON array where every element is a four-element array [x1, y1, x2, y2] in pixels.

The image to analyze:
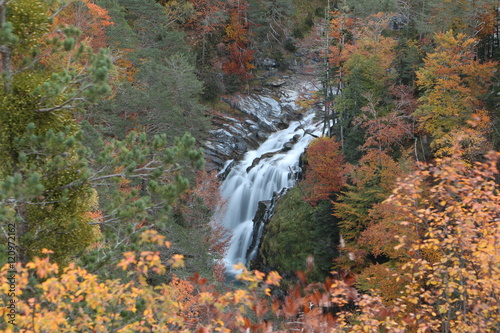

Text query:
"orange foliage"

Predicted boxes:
[[350, 150, 403, 192], [356, 263, 408, 304], [358, 200, 415, 260], [183, 0, 228, 40], [387, 150, 500, 331], [222, 1, 254, 80], [3, 155, 500, 333], [329, 12, 397, 77], [416, 30, 497, 140], [115, 53, 139, 83], [357, 89, 415, 153], [303, 136, 347, 204], [328, 10, 356, 69], [87, 210, 103, 222], [54, 0, 113, 50], [170, 274, 199, 327], [178, 170, 226, 227]]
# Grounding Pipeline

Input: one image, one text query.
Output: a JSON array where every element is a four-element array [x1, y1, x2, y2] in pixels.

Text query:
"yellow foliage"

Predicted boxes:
[[2, 152, 500, 332]]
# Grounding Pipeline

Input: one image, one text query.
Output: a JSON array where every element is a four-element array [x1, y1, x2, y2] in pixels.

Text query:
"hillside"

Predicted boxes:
[[0, 0, 499, 331]]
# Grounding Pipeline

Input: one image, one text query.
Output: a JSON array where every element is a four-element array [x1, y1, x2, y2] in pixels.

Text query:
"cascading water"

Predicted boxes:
[[218, 112, 321, 275]]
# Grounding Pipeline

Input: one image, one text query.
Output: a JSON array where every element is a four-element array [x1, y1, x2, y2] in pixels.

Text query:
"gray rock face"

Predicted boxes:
[[265, 79, 287, 87], [205, 75, 318, 170], [255, 57, 279, 70], [246, 188, 289, 271]]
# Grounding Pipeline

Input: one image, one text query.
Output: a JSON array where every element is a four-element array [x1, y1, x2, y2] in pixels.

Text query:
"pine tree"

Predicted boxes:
[[0, 0, 205, 267], [0, 0, 112, 264]]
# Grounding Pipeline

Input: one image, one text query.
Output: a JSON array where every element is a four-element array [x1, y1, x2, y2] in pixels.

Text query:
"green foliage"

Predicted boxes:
[[0, 0, 113, 264], [394, 38, 423, 85], [0, 123, 99, 265], [334, 184, 386, 244], [77, 130, 204, 273], [249, 0, 295, 51], [261, 188, 316, 276], [98, 53, 209, 141], [345, 0, 396, 16], [0, 0, 205, 269], [91, 0, 208, 141], [260, 187, 341, 281], [311, 200, 341, 276], [333, 65, 368, 161], [334, 151, 402, 245], [7, 0, 49, 50]]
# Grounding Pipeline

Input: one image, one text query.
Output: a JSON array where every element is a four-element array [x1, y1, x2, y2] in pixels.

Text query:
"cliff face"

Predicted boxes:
[[204, 74, 319, 171]]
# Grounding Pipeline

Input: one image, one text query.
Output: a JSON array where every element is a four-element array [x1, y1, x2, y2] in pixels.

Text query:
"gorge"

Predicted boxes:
[[207, 77, 323, 274]]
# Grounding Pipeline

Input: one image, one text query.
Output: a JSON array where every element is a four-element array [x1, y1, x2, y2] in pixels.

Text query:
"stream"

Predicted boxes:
[[218, 112, 322, 275]]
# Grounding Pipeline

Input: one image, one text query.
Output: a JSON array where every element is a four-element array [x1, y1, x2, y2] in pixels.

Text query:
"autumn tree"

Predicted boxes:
[[54, 0, 114, 50], [182, 0, 228, 62], [386, 150, 500, 331], [322, 8, 356, 136], [331, 12, 398, 160], [2, 150, 499, 332], [332, 85, 415, 282], [273, 149, 500, 332], [303, 136, 348, 205], [415, 30, 496, 158], [223, 0, 255, 80], [333, 150, 405, 247], [356, 85, 416, 155], [0, 230, 282, 332]]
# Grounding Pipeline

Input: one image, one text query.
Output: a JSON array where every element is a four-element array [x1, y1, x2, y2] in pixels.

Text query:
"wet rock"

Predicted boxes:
[[245, 119, 258, 126], [282, 142, 294, 151], [247, 188, 289, 270], [246, 151, 277, 173], [265, 78, 287, 87], [281, 134, 302, 152], [205, 74, 318, 171], [257, 120, 275, 133], [234, 141, 248, 155], [256, 57, 278, 69], [246, 157, 261, 173], [218, 160, 237, 181], [257, 130, 270, 139]]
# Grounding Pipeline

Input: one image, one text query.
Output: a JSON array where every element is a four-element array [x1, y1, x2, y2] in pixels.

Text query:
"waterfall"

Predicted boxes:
[[218, 112, 321, 275]]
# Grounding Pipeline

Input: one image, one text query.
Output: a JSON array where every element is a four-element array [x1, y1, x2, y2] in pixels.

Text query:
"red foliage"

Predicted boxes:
[[184, 0, 228, 39], [179, 170, 225, 226], [178, 170, 231, 259], [303, 137, 347, 204], [328, 10, 356, 69], [55, 0, 113, 50], [222, 1, 255, 80]]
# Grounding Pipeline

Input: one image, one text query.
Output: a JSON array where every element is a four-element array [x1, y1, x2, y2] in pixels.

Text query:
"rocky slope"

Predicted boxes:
[[204, 74, 319, 171]]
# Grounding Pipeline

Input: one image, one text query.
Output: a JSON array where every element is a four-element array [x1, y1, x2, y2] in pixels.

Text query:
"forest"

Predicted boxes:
[[0, 0, 499, 331]]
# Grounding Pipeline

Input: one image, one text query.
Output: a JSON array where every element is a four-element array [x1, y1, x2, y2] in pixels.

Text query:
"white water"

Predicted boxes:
[[218, 113, 322, 275]]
